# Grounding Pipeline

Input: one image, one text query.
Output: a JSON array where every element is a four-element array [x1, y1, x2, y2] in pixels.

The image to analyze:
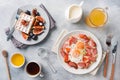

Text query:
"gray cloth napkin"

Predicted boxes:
[[5, 4, 56, 49]]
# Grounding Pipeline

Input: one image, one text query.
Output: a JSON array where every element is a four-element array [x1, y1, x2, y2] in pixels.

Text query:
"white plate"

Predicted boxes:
[[57, 30, 102, 74], [11, 5, 50, 45]]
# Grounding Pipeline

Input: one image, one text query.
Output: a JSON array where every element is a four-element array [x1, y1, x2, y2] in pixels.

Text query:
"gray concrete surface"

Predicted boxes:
[[0, 0, 120, 80]]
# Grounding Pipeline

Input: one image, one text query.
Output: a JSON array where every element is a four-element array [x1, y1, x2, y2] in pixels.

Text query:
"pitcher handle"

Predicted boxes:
[[79, 1, 84, 7]]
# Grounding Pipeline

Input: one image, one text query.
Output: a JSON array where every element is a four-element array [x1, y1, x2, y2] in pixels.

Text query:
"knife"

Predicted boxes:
[[110, 41, 118, 80], [7, 8, 23, 41]]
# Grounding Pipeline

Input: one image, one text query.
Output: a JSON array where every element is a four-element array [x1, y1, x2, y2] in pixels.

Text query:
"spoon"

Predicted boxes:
[[2, 50, 11, 80]]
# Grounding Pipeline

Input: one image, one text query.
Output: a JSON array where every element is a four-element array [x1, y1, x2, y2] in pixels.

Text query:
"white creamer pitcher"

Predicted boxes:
[[65, 1, 84, 23]]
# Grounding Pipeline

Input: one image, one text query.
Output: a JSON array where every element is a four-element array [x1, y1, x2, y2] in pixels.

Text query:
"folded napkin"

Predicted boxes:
[[51, 29, 106, 75], [5, 4, 56, 49]]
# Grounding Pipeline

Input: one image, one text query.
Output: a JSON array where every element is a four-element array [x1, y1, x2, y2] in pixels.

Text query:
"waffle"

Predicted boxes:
[[15, 12, 35, 34]]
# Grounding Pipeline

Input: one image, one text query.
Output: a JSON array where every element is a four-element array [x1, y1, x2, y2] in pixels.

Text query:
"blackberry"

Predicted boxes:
[[36, 12, 40, 16], [29, 32, 34, 38], [25, 10, 31, 15], [32, 35, 38, 40]]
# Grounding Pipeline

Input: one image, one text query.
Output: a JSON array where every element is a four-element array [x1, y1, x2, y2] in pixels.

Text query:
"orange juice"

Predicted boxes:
[[11, 53, 25, 67], [86, 8, 107, 27]]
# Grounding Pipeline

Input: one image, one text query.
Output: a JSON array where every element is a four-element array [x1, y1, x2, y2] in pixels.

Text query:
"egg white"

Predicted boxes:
[[69, 44, 86, 63]]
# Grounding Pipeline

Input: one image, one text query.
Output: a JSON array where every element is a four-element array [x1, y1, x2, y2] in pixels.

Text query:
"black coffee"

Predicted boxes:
[[26, 62, 40, 75]]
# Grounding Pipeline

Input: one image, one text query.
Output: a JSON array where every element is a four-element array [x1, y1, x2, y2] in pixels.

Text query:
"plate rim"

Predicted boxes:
[[57, 30, 102, 74]]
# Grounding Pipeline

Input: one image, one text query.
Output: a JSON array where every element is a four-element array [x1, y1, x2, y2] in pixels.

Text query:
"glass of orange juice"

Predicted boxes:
[[85, 8, 108, 27]]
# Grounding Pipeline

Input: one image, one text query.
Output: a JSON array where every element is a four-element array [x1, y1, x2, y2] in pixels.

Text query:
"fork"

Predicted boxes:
[[103, 34, 113, 77], [7, 8, 23, 41]]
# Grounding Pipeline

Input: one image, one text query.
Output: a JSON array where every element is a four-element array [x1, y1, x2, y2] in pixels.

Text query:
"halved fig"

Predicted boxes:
[[32, 8, 37, 17], [34, 20, 39, 26], [33, 29, 44, 35], [21, 19, 29, 26], [36, 16, 45, 22], [21, 32, 29, 40], [33, 26, 45, 30]]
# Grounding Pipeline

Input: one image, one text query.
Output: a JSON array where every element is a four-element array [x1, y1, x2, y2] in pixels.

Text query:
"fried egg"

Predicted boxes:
[[69, 41, 86, 63]]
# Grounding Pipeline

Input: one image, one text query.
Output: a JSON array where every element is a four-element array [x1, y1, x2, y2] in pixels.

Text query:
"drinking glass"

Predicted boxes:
[[86, 8, 108, 27], [37, 47, 57, 73]]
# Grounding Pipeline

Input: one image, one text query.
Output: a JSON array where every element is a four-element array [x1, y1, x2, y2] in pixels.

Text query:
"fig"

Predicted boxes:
[[36, 16, 45, 22], [33, 29, 44, 35], [33, 26, 45, 30], [21, 32, 28, 40], [32, 8, 37, 17]]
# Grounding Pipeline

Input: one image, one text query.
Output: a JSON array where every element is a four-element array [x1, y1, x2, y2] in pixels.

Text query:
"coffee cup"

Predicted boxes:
[[25, 61, 44, 78]]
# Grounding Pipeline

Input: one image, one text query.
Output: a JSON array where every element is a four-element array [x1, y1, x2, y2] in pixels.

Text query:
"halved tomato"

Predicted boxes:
[[64, 54, 69, 63], [85, 62, 91, 68], [79, 34, 85, 38], [68, 61, 78, 69], [68, 36, 77, 45], [91, 48, 97, 57], [85, 53, 92, 57], [89, 56, 97, 62], [89, 39, 96, 48], [85, 43, 92, 49], [78, 62, 86, 69], [85, 48, 92, 54], [83, 56, 89, 63], [62, 43, 69, 54], [65, 47, 71, 53], [79, 34, 90, 41], [60, 48, 66, 57]]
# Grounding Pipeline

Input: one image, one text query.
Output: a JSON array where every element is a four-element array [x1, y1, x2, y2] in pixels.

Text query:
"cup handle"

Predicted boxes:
[[39, 72, 44, 77], [79, 0, 84, 7]]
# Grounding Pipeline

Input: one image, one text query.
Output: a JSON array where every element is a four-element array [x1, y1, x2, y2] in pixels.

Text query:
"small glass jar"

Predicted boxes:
[[85, 8, 108, 27]]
